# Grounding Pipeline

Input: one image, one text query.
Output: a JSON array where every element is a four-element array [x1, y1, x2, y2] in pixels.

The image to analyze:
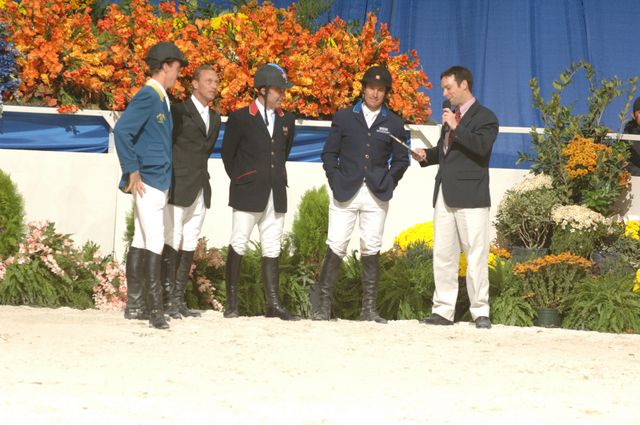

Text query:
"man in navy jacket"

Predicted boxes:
[[114, 42, 187, 329], [314, 66, 409, 323]]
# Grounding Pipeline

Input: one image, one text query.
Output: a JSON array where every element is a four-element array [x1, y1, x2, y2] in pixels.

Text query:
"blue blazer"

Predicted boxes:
[[422, 100, 499, 208], [114, 84, 173, 192], [322, 101, 409, 202]]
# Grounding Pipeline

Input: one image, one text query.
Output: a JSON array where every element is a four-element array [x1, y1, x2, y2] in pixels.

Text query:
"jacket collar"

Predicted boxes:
[[352, 100, 388, 119], [249, 100, 284, 117]]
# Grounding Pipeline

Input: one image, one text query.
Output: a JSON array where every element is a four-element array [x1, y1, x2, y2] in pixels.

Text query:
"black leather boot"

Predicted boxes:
[[223, 246, 242, 318], [161, 244, 181, 319], [312, 248, 342, 320], [124, 247, 148, 320], [146, 250, 169, 329], [360, 253, 387, 324], [262, 256, 300, 321], [173, 250, 200, 318]]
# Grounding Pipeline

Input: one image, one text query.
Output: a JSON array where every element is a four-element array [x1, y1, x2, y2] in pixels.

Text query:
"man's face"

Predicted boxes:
[[441, 75, 466, 107], [262, 87, 286, 110], [634, 110, 640, 126], [363, 82, 387, 111], [163, 61, 182, 89], [193, 69, 219, 103]]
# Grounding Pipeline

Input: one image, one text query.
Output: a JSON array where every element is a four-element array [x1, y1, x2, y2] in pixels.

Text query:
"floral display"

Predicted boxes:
[[0, 221, 126, 310], [0, 0, 431, 122], [512, 253, 592, 276], [191, 237, 225, 311]]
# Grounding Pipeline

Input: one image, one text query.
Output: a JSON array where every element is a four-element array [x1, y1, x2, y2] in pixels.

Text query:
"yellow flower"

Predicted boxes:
[[625, 220, 640, 241], [393, 221, 434, 250]]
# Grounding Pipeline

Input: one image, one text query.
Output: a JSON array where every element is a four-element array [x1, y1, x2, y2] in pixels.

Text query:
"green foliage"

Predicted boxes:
[[235, 242, 266, 316], [491, 288, 536, 327], [332, 251, 362, 320], [600, 234, 640, 270], [550, 227, 597, 258], [294, 0, 335, 31], [0, 169, 25, 258], [185, 239, 225, 310], [0, 259, 59, 306], [123, 202, 134, 249], [179, 0, 224, 20], [563, 269, 640, 333], [376, 243, 435, 320], [494, 188, 561, 249], [279, 238, 314, 318], [289, 186, 330, 278]]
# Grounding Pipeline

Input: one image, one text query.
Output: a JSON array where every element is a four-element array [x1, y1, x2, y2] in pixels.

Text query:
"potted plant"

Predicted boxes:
[[549, 204, 614, 258], [494, 173, 560, 260], [512, 252, 592, 327]]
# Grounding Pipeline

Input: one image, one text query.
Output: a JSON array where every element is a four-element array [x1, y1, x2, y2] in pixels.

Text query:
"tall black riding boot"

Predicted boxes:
[[124, 247, 148, 320], [262, 256, 300, 321], [146, 250, 169, 329], [161, 244, 180, 319], [360, 253, 387, 324], [173, 250, 200, 318], [312, 248, 342, 320], [223, 246, 242, 318]]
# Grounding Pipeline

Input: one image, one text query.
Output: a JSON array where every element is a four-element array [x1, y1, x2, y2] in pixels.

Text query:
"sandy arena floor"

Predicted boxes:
[[0, 305, 638, 424]]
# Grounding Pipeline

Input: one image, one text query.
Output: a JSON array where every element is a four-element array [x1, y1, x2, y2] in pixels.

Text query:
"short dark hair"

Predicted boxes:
[[193, 64, 216, 82], [440, 66, 473, 93]]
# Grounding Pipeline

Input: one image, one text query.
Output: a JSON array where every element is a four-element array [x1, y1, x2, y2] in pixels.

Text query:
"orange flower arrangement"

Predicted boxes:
[[560, 134, 631, 215], [513, 252, 592, 310], [0, 0, 431, 122], [562, 135, 612, 178]]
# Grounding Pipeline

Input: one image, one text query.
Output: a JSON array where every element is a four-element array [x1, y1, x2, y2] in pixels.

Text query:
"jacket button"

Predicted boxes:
[[271, 164, 275, 168], [271, 151, 274, 155], [367, 143, 370, 147], [364, 166, 368, 170], [365, 154, 370, 159], [368, 132, 371, 136]]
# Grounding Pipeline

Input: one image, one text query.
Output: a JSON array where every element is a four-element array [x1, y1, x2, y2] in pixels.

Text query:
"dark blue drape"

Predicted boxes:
[[0, 112, 110, 153]]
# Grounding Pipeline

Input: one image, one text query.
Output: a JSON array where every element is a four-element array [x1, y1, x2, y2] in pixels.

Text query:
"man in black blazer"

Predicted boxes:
[[161, 65, 221, 319], [313, 66, 410, 323], [221, 63, 299, 321], [415, 66, 498, 329]]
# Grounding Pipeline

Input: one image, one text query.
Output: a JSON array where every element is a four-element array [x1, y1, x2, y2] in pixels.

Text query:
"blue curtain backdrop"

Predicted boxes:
[[2, 0, 639, 167]]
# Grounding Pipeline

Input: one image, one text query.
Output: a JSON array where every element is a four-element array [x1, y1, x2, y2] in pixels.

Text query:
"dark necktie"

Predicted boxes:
[[445, 108, 462, 153]]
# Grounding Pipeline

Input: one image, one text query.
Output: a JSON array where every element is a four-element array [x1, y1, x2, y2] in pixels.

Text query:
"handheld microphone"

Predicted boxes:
[[442, 99, 451, 132]]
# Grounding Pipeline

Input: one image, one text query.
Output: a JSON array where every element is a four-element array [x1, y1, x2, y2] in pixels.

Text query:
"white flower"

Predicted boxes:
[[551, 204, 610, 232], [511, 173, 553, 193]]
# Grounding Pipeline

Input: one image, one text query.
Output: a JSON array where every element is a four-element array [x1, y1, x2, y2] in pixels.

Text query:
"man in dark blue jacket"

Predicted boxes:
[[114, 42, 187, 329], [314, 66, 410, 323]]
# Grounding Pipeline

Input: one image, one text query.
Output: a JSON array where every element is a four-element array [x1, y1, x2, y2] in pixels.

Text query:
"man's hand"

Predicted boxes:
[[411, 148, 427, 162], [442, 108, 458, 131], [125, 171, 146, 198]]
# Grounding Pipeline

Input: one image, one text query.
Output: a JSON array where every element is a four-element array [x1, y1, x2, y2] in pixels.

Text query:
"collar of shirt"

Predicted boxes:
[[191, 94, 210, 128], [457, 97, 476, 119], [255, 99, 275, 123], [147, 78, 171, 112], [361, 103, 381, 128]]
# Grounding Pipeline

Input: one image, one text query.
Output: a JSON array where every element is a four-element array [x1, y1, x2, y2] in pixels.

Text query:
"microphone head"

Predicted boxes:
[[442, 99, 451, 109]]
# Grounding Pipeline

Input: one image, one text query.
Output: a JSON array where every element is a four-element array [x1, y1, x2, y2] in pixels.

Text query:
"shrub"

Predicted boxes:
[[332, 251, 362, 320], [494, 178, 561, 249], [563, 268, 640, 333], [491, 288, 536, 327], [0, 169, 25, 258], [289, 186, 330, 279], [377, 243, 435, 320]]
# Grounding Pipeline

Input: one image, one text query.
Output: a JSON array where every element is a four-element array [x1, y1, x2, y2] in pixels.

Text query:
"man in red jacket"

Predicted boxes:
[[220, 64, 299, 321]]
